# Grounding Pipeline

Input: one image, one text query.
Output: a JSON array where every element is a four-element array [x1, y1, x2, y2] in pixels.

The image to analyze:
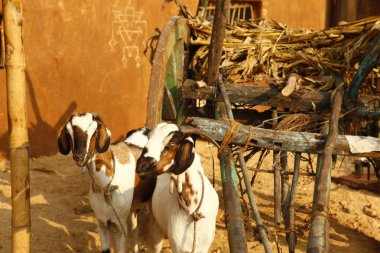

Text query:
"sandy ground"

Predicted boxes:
[[0, 141, 380, 252]]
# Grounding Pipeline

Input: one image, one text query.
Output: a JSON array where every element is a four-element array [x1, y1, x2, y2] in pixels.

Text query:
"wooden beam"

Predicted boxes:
[[206, 0, 230, 87], [183, 79, 380, 114], [184, 117, 380, 157]]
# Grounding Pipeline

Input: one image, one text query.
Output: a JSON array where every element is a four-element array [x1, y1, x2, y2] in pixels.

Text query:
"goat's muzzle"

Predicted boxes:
[[73, 153, 88, 167], [136, 156, 156, 180]]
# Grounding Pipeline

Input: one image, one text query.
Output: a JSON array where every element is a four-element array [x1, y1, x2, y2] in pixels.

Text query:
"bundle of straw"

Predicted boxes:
[[188, 16, 380, 91]]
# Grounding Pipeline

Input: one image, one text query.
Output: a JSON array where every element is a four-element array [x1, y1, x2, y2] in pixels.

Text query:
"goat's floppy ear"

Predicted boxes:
[[173, 136, 195, 175], [95, 120, 111, 153], [57, 127, 71, 155]]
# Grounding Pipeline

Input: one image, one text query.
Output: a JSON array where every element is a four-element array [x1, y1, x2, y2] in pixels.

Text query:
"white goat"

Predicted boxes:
[[58, 112, 154, 253], [136, 122, 219, 253]]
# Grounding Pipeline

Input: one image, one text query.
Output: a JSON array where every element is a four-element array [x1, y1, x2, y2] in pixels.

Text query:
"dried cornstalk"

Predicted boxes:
[[187, 15, 380, 90]]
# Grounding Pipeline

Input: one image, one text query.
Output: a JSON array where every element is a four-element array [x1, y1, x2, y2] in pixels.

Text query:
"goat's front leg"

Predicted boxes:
[[98, 221, 111, 253], [150, 217, 164, 253], [115, 220, 128, 253], [128, 211, 139, 253]]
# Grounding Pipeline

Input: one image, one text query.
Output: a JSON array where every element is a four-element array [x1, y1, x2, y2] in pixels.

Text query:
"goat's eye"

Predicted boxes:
[[169, 141, 176, 146]]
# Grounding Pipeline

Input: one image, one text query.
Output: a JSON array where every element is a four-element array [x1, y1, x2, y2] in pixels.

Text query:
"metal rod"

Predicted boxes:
[[307, 83, 344, 253], [284, 152, 301, 253]]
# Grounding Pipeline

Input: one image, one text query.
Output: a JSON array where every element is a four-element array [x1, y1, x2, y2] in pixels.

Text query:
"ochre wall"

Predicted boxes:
[[0, 0, 197, 157], [265, 0, 329, 29]]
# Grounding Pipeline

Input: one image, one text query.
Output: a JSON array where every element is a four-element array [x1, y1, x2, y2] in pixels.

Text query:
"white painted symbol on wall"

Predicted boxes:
[[109, 1, 147, 68]]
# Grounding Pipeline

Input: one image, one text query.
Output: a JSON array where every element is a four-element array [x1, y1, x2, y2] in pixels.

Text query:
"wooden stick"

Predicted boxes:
[[219, 148, 249, 253], [281, 73, 300, 97], [219, 80, 272, 252], [184, 117, 380, 157], [272, 109, 281, 225], [249, 168, 315, 177], [307, 84, 344, 253], [238, 154, 273, 253], [3, 1, 31, 252], [284, 152, 301, 253], [273, 150, 281, 226], [280, 151, 289, 207]]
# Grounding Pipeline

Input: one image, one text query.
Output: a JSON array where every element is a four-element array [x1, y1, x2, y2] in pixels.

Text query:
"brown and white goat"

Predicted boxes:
[[58, 113, 155, 253], [136, 122, 219, 253]]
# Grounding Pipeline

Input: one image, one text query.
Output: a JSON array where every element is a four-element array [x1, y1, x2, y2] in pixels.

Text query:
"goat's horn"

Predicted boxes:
[[180, 126, 220, 149]]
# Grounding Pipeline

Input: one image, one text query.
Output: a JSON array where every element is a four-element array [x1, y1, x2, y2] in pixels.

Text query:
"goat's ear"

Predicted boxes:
[[57, 127, 71, 155], [96, 120, 111, 153], [173, 137, 195, 175]]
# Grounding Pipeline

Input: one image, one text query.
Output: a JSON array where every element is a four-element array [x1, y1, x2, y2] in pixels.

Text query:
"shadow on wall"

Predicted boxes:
[[0, 70, 77, 158]]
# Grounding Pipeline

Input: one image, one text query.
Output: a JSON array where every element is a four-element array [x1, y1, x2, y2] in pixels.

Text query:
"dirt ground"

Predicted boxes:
[[0, 141, 379, 252]]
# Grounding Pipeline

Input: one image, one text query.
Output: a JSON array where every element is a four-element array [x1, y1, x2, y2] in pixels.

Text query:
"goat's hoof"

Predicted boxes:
[[101, 250, 110, 253]]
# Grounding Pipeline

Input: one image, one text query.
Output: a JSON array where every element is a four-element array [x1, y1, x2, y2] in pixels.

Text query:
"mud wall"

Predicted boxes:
[[265, 0, 329, 29], [0, 0, 197, 158]]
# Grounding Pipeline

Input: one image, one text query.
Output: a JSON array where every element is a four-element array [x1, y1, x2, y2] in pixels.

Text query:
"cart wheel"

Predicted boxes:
[[146, 16, 190, 128]]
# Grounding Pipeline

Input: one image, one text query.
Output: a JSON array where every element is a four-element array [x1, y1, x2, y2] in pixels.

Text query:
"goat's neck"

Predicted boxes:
[[86, 149, 115, 189], [172, 154, 205, 214]]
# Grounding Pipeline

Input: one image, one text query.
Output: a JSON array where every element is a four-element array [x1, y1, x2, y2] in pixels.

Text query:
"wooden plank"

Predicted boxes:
[[184, 117, 380, 157], [183, 79, 380, 114]]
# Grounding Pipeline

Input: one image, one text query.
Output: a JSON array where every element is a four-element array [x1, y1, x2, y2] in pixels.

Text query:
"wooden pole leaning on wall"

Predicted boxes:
[[307, 81, 344, 253], [3, 1, 30, 253]]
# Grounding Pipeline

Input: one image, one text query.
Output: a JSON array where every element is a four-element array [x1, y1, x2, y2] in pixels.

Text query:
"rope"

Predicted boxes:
[[191, 170, 206, 253], [219, 120, 242, 154], [241, 125, 253, 154], [102, 152, 129, 239]]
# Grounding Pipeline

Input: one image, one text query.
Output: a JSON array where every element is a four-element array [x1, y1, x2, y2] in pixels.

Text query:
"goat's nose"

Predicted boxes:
[[74, 153, 85, 159], [136, 156, 155, 176]]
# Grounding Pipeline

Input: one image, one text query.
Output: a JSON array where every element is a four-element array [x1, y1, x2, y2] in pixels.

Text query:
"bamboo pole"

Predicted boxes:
[[307, 84, 344, 253], [3, 1, 30, 252]]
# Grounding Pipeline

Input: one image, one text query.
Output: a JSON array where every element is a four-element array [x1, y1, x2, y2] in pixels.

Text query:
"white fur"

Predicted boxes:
[[144, 123, 179, 161], [124, 128, 149, 148], [88, 152, 137, 253], [65, 115, 149, 253], [143, 123, 219, 253]]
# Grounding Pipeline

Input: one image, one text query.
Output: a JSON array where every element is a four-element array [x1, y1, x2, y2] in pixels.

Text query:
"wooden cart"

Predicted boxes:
[[144, 2, 380, 253]]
